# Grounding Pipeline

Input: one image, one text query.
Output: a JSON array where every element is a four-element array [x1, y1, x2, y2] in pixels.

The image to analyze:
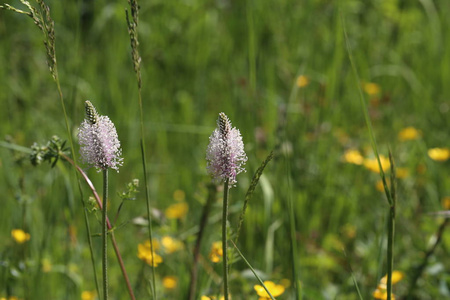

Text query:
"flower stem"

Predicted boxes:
[[222, 178, 230, 300], [61, 154, 136, 300], [102, 169, 109, 300]]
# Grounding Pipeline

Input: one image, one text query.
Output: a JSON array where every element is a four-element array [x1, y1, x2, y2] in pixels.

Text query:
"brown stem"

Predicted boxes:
[[61, 154, 136, 300]]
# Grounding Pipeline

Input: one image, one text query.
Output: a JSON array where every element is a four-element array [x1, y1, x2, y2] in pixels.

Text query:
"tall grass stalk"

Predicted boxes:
[[230, 241, 276, 300], [342, 12, 395, 300], [0, 1, 101, 296], [222, 179, 230, 300], [126, 0, 157, 297]]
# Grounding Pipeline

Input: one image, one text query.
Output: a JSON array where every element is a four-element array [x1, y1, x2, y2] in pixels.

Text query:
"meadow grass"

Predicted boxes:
[[1, 0, 449, 299]]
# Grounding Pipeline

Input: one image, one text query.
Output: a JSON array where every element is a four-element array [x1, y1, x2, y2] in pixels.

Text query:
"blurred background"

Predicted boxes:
[[0, 0, 449, 299]]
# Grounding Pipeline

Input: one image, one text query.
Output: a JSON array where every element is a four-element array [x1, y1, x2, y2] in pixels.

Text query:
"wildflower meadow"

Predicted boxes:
[[1, 0, 449, 299]]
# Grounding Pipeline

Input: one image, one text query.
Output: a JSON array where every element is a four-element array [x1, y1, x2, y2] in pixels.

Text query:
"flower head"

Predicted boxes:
[[296, 75, 309, 88], [254, 281, 285, 300], [206, 113, 247, 186], [209, 241, 223, 263], [11, 229, 30, 244], [78, 101, 123, 172], [428, 147, 450, 161], [343, 149, 364, 165], [137, 240, 163, 267], [162, 276, 178, 290], [363, 155, 391, 173], [398, 126, 420, 141], [373, 271, 404, 299]]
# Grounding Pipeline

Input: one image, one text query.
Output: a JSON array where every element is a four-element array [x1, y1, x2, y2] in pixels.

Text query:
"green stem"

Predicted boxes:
[[222, 179, 230, 300], [386, 205, 395, 300], [60, 154, 135, 300], [102, 169, 109, 300], [386, 151, 396, 300], [141, 140, 157, 299]]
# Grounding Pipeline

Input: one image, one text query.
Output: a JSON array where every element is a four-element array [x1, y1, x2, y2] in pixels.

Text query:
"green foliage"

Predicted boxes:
[[1, 0, 449, 299]]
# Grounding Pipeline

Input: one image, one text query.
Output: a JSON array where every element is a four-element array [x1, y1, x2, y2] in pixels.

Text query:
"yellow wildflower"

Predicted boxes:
[[442, 197, 450, 210], [343, 149, 364, 165], [254, 281, 285, 300], [162, 276, 177, 290], [161, 236, 183, 254], [209, 241, 223, 263], [373, 270, 404, 300], [398, 127, 420, 141], [363, 82, 380, 96], [363, 155, 390, 173], [380, 271, 404, 285], [165, 202, 189, 219], [428, 147, 450, 161], [81, 290, 96, 300], [173, 189, 186, 202], [296, 75, 309, 88], [137, 240, 163, 267], [11, 229, 30, 244]]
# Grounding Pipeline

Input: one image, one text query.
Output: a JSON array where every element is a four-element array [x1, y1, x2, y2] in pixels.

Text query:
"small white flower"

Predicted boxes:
[[206, 112, 247, 186], [77, 101, 123, 172]]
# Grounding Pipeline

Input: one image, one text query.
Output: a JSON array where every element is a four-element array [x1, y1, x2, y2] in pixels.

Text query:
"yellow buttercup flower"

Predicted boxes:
[[254, 281, 285, 300], [162, 276, 177, 290], [11, 229, 30, 244], [343, 149, 364, 165], [208, 241, 223, 263], [81, 290, 96, 300], [428, 147, 450, 161], [373, 270, 404, 300], [137, 240, 163, 267], [363, 155, 391, 173], [380, 271, 404, 285], [398, 127, 420, 141], [165, 202, 189, 219], [296, 75, 309, 88], [363, 82, 380, 96], [442, 197, 450, 210], [161, 236, 183, 254]]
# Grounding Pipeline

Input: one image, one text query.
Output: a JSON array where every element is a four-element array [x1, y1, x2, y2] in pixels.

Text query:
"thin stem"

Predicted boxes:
[[102, 169, 109, 300], [222, 179, 230, 300], [187, 183, 216, 300], [61, 154, 136, 300], [387, 152, 396, 300], [141, 140, 157, 299]]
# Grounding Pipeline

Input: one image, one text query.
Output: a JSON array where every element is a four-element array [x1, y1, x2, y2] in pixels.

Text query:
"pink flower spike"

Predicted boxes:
[[77, 101, 123, 172], [206, 112, 247, 187]]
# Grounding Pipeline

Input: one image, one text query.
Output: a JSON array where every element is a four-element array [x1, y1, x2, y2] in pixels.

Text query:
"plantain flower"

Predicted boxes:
[[206, 112, 247, 186], [78, 101, 123, 172]]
